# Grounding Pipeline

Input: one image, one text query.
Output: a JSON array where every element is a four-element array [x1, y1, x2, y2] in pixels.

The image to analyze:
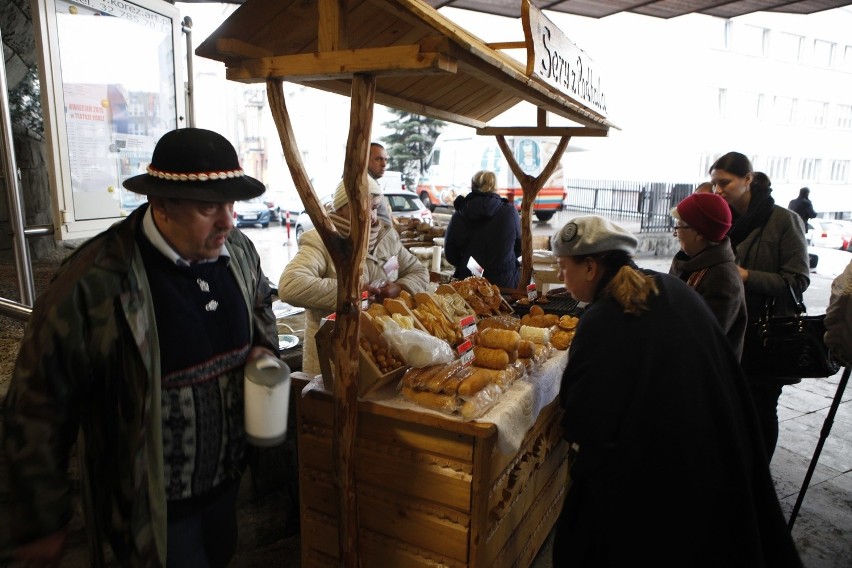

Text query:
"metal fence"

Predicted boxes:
[[563, 179, 694, 232]]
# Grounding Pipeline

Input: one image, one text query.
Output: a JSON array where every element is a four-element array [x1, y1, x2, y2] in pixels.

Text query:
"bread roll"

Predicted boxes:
[[472, 346, 509, 370], [458, 367, 503, 396], [442, 366, 473, 395], [401, 386, 458, 413], [426, 360, 464, 393], [479, 328, 521, 352], [517, 339, 535, 358]]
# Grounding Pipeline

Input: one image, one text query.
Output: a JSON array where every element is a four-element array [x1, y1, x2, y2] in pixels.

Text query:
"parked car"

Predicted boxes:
[[293, 189, 433, 243], [261, 191, 286, 223], [829, 219, 852, 251], [806, 220, 845, 249], [234, 196, 271, 228]]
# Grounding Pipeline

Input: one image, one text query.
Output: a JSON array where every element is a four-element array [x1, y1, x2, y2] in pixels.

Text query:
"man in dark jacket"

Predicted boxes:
[[788, 187, 817, 226], [3, 128, 279, 566], [444, 170, 521, 288]]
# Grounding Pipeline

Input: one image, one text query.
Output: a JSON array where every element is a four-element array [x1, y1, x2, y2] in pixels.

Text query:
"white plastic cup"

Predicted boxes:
[[244, 355, 291, 447]]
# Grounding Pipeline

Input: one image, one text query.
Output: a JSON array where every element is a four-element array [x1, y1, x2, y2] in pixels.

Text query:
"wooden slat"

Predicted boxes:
[[317, 0, 347, 52], [477, 126, 609, 137], [227, 45, 457, 82], [213, 38, 272, 59]]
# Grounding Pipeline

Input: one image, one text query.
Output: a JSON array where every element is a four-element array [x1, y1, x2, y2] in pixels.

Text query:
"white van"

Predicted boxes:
[[379, 170, 406, 192]]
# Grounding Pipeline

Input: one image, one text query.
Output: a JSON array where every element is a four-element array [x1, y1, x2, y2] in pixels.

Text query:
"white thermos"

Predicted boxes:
[[244, 355, 291, 447]]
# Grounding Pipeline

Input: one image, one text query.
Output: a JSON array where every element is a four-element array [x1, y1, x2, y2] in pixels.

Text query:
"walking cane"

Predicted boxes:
[[788, 365, 851, 530]]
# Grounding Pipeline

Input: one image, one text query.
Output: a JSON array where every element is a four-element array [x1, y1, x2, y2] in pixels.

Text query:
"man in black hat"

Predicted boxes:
[[2, 128, 279, 567]]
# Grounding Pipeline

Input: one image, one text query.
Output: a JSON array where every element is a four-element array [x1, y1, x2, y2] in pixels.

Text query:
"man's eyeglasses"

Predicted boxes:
[[673, 225, 694, 236]]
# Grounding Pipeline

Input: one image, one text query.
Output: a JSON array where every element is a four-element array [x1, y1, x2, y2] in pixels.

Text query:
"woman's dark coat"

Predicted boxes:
[[444, 191, 521, 288], [669, 237, 747, 359], [554, 272, 802, 567]]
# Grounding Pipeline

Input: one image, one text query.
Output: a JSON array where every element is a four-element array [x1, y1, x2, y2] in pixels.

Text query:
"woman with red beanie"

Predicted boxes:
[[670, 191, 748, 359]]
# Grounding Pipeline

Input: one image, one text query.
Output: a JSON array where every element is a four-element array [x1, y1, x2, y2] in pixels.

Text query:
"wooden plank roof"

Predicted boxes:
[[194, 0, 617, 131], [422, 0, 852, 19]]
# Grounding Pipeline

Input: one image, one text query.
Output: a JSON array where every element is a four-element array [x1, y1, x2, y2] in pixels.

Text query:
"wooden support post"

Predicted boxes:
[[266, 73, 376, 566], [333, 73, 376, 567], [496, 134, 571, 288]]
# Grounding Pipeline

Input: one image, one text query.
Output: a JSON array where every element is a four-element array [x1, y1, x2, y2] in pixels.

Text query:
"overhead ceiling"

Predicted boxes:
[[422, 0, 852, 19]]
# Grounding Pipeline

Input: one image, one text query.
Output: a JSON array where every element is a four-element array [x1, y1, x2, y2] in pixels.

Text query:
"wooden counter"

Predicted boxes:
[[293, 375, 570, 567]]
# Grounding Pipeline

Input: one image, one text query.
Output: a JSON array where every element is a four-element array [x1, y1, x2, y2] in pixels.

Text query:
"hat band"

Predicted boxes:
[[146, 165, 245, 182]]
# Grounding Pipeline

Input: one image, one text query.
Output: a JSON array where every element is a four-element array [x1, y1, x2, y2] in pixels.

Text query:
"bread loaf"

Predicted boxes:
[[426, 360, 464, 393], [479, 328, 521, 352], [401, 386, 458, 413], [458, 367, 503, 396], [472, 346, 509, 370]]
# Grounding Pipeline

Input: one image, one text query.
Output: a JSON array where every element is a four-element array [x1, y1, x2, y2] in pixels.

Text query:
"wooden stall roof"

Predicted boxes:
[[194, 0, 617, 131]]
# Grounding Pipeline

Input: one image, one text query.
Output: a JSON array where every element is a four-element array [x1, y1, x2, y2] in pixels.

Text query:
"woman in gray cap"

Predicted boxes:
[[550, 215, 801, 567]]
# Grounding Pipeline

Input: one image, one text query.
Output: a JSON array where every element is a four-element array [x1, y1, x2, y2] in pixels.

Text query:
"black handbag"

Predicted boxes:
[[741, 285, 841, 379]]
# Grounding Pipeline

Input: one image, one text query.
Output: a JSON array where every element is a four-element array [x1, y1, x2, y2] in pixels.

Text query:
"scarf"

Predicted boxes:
[[728, 184, 775, 250], [329, 212, 381, 253]]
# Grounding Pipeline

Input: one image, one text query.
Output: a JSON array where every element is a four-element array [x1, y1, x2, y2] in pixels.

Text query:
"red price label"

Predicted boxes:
[[457, 339, 474, 366], [361, 291, 369, 310], [459, 315, 477, 338], [526, 283, 538, 301]]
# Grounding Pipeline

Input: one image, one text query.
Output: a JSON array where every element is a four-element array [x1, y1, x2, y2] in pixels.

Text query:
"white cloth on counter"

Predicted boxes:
[[299, 350, 569, 455]]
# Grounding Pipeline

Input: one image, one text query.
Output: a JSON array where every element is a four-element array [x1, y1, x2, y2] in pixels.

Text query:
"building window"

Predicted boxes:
[[843, 45, 852, 72], [765, 157, 791, 182], [717, 88, 727, 117], [773, 96, 797, 124], [733, 24, 769, 56], [803, 100, 828, 127], [836, 104, 852, 129], [812, 39, 836, 67], [699, 153, 719, 177], [828, 160, 849, 182], [799, 158, 822, 181], [728, 90, 761, 121], [775, 32, 804, 62]]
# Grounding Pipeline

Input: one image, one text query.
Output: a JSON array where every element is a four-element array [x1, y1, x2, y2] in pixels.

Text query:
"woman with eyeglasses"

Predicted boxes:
[[710, 151, 809, 461], [669, 191, 747, 359], [550, 215, 801, 567]]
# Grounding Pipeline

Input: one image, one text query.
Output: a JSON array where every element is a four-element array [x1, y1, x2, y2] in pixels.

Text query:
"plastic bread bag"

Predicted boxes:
[[401, 385, 460, 414], [459, 382, 503, 420], [380, 317, 455, 367]]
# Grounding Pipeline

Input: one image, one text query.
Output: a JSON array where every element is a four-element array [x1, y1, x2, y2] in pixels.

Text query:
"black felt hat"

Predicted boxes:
[[123, 128, 265, 202]]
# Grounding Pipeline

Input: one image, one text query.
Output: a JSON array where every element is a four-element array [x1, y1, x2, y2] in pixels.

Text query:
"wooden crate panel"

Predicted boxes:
[[483, 443, 569, 567], [360, 411, 476, 463], [358, 485, 470, 562], [355, 443, 473, 512], [487, 459, 569, 568]]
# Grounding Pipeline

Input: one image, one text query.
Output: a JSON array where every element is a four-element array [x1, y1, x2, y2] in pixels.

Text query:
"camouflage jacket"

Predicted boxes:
[[2, 205, 277, 566]]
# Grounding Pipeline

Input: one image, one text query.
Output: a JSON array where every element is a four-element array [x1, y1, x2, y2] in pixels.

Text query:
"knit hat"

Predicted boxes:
[[551, 215, 638, 257], [123, 128, 265, 201], [332, 177, 382, 211], [672, 192, 732, 242]]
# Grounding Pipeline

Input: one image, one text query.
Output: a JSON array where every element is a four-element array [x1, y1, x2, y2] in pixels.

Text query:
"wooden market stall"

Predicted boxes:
[[196, 0, 617, 565]]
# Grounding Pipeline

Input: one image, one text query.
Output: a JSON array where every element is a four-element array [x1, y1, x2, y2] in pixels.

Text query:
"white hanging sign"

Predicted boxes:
[[523, 1, 608, 118]]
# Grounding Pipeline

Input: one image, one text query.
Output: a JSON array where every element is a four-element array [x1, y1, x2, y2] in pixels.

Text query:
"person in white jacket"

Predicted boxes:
[[824, 259, 852, 367], [278, 177, 430, 376]]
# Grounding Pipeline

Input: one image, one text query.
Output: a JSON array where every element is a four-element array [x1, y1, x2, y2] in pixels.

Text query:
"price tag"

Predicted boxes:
[[457, 339, 474, 367], [361, 291, 369, 310], [527, 283, 538, 301], [459, 314, 477, 338]]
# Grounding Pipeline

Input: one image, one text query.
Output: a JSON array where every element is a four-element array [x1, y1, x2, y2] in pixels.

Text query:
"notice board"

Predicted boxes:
[[31, 0, 185, 240]]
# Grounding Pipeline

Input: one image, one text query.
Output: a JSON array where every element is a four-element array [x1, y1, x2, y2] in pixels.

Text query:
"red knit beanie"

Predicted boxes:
[[673, 193, 732, 242]]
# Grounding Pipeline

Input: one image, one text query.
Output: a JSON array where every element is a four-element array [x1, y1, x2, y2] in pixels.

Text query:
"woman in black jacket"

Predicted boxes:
[[444, 170, 521, 288], [711, 151, 810, 460]]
